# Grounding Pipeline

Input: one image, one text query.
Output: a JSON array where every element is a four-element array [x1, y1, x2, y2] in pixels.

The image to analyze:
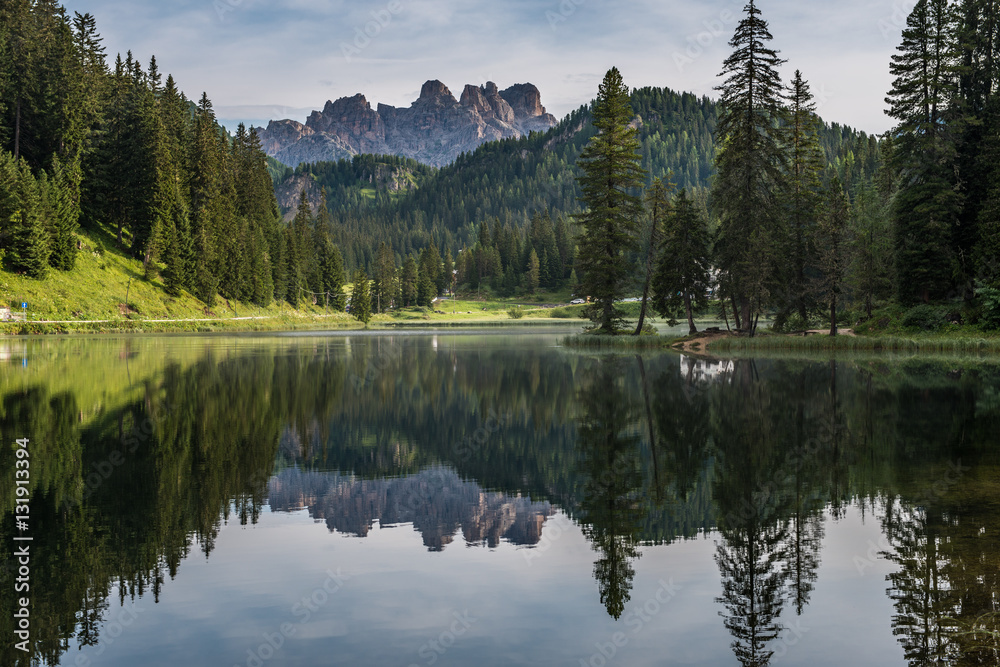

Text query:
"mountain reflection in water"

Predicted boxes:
[[1, 335, 999, 667]]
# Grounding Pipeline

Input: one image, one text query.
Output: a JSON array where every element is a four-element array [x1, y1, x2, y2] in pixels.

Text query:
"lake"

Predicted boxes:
[[2, 331, 999, 666]]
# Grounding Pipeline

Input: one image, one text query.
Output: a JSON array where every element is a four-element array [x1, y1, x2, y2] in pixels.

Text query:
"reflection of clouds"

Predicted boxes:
[[267, 466, 554, 551]]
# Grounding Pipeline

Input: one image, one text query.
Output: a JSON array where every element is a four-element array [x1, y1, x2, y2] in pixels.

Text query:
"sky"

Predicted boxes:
[[62, 0, 914, 135]]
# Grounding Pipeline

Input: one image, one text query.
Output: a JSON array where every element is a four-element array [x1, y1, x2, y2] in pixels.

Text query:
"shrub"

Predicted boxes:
[[977, 286, 1000, 330], [549, 307, 579, 319], [901, 305, 947, 331], [507, 306, 525, 319]]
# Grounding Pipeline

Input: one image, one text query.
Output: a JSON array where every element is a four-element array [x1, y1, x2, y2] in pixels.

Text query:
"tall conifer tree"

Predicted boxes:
[[885, 0, 962, 303], [712, 0, 787, 334], [575, 67, 647, 334]]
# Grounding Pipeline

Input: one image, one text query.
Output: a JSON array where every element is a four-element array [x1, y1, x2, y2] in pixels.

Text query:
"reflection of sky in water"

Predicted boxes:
[[75, 503, 900, 667]]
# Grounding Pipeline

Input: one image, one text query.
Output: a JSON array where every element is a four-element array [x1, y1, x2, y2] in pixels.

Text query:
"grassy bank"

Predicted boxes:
[[561, 334, 680, 349], [0, 312, 364, 335], [708, 333, 1000, 353]]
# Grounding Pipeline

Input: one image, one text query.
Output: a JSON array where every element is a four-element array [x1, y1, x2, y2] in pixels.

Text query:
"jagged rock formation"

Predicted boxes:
[[255, 80, 557, 168], [267, 466, 555, 551]]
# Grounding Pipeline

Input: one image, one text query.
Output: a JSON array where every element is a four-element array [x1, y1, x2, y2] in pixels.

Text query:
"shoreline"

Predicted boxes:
[[0, 315, 588, 336]]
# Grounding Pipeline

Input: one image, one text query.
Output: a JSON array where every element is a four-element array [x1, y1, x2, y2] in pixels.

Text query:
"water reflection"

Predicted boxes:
[[1, 336, 1000, 666], [575, 358, 644, 619], [267, 466, 553, 550]]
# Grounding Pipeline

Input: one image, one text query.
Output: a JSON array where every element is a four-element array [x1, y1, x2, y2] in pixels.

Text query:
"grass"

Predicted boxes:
[[708, 332, 1000, 353], [0, 226, 359, 334], [562, 333, 679, 349]]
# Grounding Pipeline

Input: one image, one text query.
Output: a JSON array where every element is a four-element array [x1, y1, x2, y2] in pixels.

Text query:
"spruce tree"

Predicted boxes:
[[324, 242, 347, 311], [7, 205, 50, 278], [816, 178, 850, 335], [441, 247, 454, 295], [401, 255, 418, 306], [712, 0, 787, 334], [526, 249, 540, 295], [635, 177, 673, 334], [848, 185, 895, 318], [162, 220, 184, 297], [652, 189, 712, 335], [575, 67, 647, 334], [372, 241, 396, 312], [349, 268, 372, 324], [417, 244, 440, 305], [885, 0, 962, 303], [782, 70, 824, 323]]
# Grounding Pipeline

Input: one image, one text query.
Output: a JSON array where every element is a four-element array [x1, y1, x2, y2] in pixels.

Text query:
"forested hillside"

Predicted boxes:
[[274, 87, 880, 270], [0, 1, 356, 312]]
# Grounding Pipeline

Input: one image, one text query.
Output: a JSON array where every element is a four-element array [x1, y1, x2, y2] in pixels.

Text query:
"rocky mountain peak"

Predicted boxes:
[[255, 79, 559, 167], [417, 80, 456, 105]]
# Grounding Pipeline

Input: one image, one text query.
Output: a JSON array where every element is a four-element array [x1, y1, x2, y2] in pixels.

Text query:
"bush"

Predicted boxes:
[[977, 286, 1000, 330], [901, 305, 948, 331], [774, 313, 811, 333], [549, 306, 582, 319], [507, 306, 525, 319]]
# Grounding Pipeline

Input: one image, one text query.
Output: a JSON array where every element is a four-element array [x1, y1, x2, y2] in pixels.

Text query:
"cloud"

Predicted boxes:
[[66, 0, 901, 133]]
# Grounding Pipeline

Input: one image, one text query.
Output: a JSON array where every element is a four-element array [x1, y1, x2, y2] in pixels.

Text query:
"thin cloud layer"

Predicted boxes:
[[64, 0, 905, 133]]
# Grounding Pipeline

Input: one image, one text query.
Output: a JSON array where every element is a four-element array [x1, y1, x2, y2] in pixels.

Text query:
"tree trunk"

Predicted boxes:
[[684, 291, 697, 336], [637, 355, 661, 501], [730, 294, 742, 330], [14, 97, 21, 159], [830, 292, 838, 336]]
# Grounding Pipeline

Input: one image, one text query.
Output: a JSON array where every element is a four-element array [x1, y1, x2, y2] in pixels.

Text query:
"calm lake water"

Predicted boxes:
[[2, 331, 999, 666]]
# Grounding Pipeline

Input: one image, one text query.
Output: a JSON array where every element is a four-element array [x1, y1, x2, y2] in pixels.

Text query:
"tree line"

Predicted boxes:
[[275, 86, 878, 282], [0, 1, 336, 311], [687, 0, 1000, 336], [573, 1, 940, 335]]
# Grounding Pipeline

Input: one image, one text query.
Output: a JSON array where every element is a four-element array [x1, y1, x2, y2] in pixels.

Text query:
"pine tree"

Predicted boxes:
[[635, 176, 673, 334], [441, 246, 454, 295], [526, 249, 540, 295], [46, 154, 81, 270], [372, 241, 396, 312], [575, 67, 647, 334], [349, 268, 372, 324], [652, 189, 712, 335], [816, 178, 850, 335], [712, 0, 787, 334], [782, 70, 825, 323], [954, 0, 1000, 294], [162, 219, 184, 297], [8, 209, 46, 278], [885, 0, 962, 303], [417, 244, 440, 306], [324, 242, 347, 311], [401, 255, 418, 306], [847, 185, 895, 318]]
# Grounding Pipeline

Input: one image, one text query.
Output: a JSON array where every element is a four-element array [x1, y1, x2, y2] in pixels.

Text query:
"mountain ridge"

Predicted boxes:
[[255, 79, 557, 168]]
